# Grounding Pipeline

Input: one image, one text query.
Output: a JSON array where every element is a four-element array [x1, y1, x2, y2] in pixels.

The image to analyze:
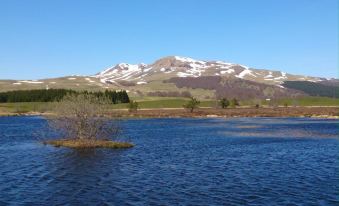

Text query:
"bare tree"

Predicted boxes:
[[47, 93, 120, 140]]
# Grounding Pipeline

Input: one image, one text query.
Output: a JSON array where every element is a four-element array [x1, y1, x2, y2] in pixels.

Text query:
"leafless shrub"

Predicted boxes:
[[46, 93, 120, 140]]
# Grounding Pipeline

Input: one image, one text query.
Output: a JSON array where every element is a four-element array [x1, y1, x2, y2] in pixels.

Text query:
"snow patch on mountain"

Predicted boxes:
[[177, 72, 194, 77], [220, 69, 235, 74], [19, 80, 44, 84], [264, 72, 273, 78], [174, 56, 205, 65], [235, 68, 256, 79]]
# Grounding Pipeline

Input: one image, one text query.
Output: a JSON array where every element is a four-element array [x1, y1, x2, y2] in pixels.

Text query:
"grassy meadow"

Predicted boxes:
[[0, 96, 338, 115]]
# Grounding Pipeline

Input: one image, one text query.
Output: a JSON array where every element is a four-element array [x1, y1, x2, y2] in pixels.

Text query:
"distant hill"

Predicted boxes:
[[0, 56, 336, 100]]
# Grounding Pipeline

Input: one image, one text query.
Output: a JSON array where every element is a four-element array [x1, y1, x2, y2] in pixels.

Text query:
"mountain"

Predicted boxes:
[[95, 56, 323, 86], [0, 56, 337, 100]]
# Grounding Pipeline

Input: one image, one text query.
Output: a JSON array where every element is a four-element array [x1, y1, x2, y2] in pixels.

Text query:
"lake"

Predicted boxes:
[[0, 116, 338, 205]]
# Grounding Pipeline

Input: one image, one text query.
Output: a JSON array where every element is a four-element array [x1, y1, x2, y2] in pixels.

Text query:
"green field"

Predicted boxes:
[[112, 98, 216, 109], [109, 96, 339, 109], [273, 97, 339, 107], [0, 102, 56, 113], [0, 96, 338, 114]]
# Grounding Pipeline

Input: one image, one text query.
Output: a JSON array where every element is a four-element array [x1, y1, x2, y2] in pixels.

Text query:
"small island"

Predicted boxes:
[[43, 92, 133, 149]]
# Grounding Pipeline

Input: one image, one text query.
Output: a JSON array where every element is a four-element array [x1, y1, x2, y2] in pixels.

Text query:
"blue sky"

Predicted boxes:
[[0, 0, 338, 79]]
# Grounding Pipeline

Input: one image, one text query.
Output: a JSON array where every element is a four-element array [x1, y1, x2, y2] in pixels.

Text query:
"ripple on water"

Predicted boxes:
[[0, 117, 338, 205]]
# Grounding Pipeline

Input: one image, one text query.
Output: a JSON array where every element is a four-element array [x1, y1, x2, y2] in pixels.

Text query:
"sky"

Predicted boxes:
[[0, 0, 338, 80]]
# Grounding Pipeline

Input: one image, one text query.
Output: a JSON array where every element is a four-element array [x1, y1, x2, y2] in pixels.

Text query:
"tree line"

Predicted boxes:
[[283, 81, 339, 98], [0, 89, 130, 104]]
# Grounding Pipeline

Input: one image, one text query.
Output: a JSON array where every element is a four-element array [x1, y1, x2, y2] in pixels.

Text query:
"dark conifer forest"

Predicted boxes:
[[0, 89, 130, 104]]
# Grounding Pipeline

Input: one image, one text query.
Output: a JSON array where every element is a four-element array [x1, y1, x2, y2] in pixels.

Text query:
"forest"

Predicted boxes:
[[283, 81, 339, 98], [0, 89, 130, 103]]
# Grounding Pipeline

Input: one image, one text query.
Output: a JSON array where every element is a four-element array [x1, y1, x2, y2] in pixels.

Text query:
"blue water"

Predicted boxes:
[[0, 117, 338, 205]]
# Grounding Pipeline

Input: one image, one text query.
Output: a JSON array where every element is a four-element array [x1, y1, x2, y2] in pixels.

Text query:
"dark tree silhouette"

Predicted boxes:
[[219, 98, 230, 109], [183, 97, 200, 113]]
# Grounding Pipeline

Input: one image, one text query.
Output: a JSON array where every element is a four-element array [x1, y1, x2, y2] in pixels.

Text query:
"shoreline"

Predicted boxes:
[[1, 107, 338, 119], [116, 107, 339, 119]]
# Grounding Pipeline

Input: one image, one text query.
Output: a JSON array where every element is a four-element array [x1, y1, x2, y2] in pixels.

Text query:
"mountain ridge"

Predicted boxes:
[[0, 56, 337, 100], [94, 56, 328, 87]]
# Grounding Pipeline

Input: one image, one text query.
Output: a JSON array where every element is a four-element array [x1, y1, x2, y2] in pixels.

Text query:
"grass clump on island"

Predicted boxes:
[[45, 93, 133, 149], [44, 139, 133, 149]]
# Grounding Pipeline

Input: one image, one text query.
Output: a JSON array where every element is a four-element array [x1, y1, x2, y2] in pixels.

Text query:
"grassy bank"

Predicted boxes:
[[0, 102, 56, 114]]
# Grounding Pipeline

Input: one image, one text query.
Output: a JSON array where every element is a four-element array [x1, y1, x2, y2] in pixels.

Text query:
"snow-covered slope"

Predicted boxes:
[[95, 56, 323, 86]]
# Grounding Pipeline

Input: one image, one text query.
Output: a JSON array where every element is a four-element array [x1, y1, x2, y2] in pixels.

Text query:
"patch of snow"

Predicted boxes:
[[13, 82, 22, 85], [215, 61, 232, 66], [274, 76, 286, 80], [50, 82, 56, 84], [219, 65, 232, 69], [220, 69, 235, 74], [174, 56, 205, 65], [68, 78, 76, 80], [235, 68, 256, 79], [85, 78, 95, 83], [264, 72, 273, 78], [160, 67, 175, 74], [136, 81, 147, 85], [99, 78, 108, 84], [139, 74, 148, 78], [97, 63, 143, 81], [177, 72, 195, 77], [112, 64, 142, 81], [238, 64, 250, 70], [19, 80, 44, 84], [143, 67, 153, 72]]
